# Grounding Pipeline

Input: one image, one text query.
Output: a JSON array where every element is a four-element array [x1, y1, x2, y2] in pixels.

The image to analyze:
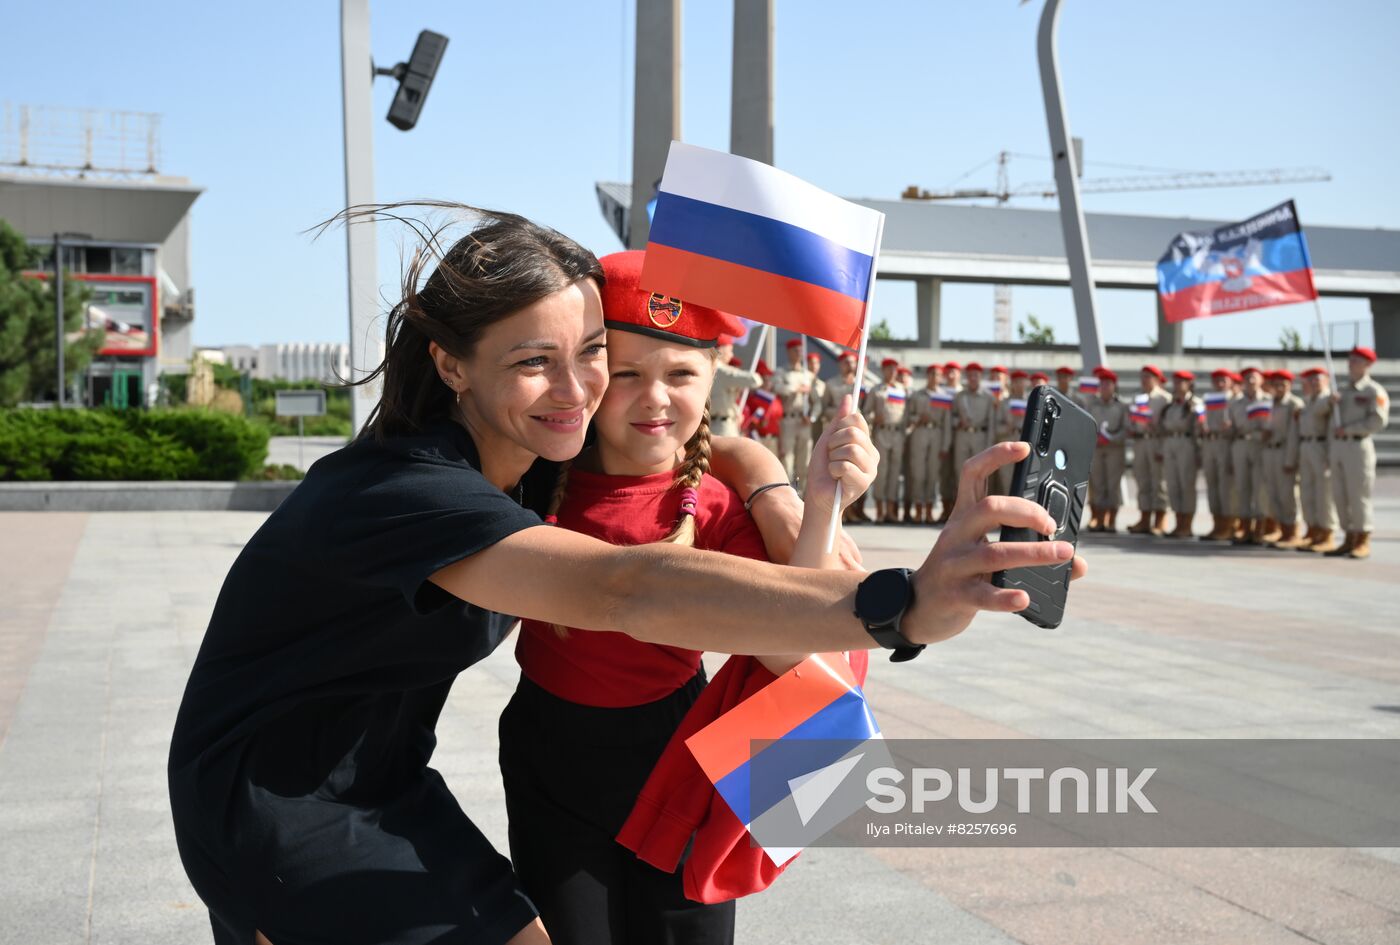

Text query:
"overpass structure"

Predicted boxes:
[[596, 181, 1400, 358]]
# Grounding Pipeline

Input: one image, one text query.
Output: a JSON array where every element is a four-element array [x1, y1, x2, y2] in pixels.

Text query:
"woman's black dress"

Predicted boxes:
[[168, 420, 552, 944]]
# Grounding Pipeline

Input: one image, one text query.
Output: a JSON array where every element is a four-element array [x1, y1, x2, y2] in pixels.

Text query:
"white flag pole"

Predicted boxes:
[[733, 323, 769, 435], [825, 214, 887, 554], [1312, 298, 1342, 428]]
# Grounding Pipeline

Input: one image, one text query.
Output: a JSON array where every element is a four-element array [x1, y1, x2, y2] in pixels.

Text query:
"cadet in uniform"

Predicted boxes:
[[1160, 370, 1203, 538], [1326, 346, 1391, 559], [741, 360, 783, 458], [1054, 366, 1078, 405], [774, 338, 818, 491], [806, 350, 827, 443], [1086, 367, 1129, 532], [906, 364, 950, 525], [896, 366, 917, 522], [1261, 370, 1303, 547], [1128, 365, 1172, 535], [936, 361, 963, 523], [863, 357, 909, 523], [708, 333, 760, 438], [991, 370, 1032, 496], [1293, 367, 1339, 553], [952, 363, 996, 511], [1228, 367, 1270, 544], [1198, 369, 1238, 541]]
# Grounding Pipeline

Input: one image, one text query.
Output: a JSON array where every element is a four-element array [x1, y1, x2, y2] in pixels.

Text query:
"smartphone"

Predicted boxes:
[[991, 385, 1097, 629]]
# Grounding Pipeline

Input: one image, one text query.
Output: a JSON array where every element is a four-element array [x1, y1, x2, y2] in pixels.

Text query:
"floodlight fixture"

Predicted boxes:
[[375, 30, 449, 131]]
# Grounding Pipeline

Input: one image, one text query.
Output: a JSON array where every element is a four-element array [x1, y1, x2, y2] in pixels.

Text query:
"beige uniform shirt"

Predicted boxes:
[[1264, 392, 1303, 467], [1336, 375, 1391, 437], [953, 388, 996, 451], [1159, 395, 1203, 439], [1201, 389, 1237, 435], [863, 382, 908, 427], [1088, 395, 1129, 444], [709, 362, 761, 427], [773, 366, 816, 419], [1227, 392, 1270, 440], [821, 375, 857, 422], [1298, 390, 1333, 440], [909, 387, 952, 454]]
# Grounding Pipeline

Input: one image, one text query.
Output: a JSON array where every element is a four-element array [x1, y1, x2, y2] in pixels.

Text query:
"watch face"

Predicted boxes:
[[858, 568, 911, 625]]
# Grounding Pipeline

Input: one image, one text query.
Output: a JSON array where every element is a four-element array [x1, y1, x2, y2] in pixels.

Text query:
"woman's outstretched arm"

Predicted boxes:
[[431, 442, 1086, 657]]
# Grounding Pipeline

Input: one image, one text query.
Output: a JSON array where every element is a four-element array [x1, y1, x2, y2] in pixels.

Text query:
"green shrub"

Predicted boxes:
[[0, 407, 269, 481]]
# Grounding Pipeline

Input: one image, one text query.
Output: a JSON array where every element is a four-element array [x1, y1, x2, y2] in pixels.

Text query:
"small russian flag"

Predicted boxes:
[[929, 391, 954, 409], [1078, 376, 1101, 393], [884, 388, 906, 404], [986, 381, 1003, 396], [1204, 391, 1229, 411], [751, 388, 776, 404], [642, 142, 884, 349], [1008, 398, 1027, 417], [1247, 401, 1272, 420], [686, 654, 881, 867]]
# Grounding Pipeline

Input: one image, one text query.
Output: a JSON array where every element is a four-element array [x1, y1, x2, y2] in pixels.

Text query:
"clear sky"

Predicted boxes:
[[4, 0, 1397, 353]]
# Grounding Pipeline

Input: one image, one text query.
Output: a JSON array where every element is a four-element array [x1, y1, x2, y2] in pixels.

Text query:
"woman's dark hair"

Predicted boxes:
[[315, 201, 603, 441]]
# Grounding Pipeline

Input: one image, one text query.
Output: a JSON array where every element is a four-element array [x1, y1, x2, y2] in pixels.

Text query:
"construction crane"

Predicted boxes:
[[902, 151, 1333, 342]]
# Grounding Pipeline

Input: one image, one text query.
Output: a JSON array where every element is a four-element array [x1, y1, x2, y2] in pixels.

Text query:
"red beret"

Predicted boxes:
[[717, 333, 736, 347], [881, 357, 900, 368], [1301, 367, 1326, 377], [1055, 366, 1075, 376], [989, 364, 1008, 374], [1173, 370, 1195, 381], [1228, 371, 1243, 383], [728, 356, 743, 367], [839, 351, 857, 364], [604, 251, 743, 347], [1092, 364, 1112, 377], [897, 366, 913, 376], [785, 338, 803, 349], [925, 364, 940, 374], [1141, 364, 1165, 380], [1097, 368, 1119, 383], [1240, 366, 1263, 377], [1030, 371, 1050, 382], [1273, 369, 1295, 382], [755, 359, 773, 377], [964, 361, 984, 372], [1010, 369, 1029, 379], [1351, 346, 1377, 363], [943, 361, 961, 370], [1210, 368, 1232, 379], [806, 351, 821, 362]]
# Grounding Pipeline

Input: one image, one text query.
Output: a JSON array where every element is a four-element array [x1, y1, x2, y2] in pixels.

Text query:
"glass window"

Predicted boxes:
[[112, 248, 142, 274], [85, 247, 112, 273]]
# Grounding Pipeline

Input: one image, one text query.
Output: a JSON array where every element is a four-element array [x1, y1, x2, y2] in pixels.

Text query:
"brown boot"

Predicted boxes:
[[1305, 528, 1337, 554], [1169, 513, 1194, 538], [1271, 522, 1300, 549], [1246, 517, 1266, 545], [1230, 517, 1251, 545], [1258, 516, 1282, 544], [1324, 532, 1357, 557], [1214, 515, 1236, 540], [1199, 515, 1222, 541], [1087, 508, 1102, 532], [1347, 532, 1372, 560], [1127, 512, 1153, 535], [1104, 509, 1118, 533]]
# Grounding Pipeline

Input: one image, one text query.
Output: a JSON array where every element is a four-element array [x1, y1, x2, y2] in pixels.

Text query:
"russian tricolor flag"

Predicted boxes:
[[884, 388, 907, 404], [929, 391, 954, 410], [1008, 398, 1027, 417], [686, 654, 882, 867], [1157, 200, 1318, 324], [1079, 376, 1101, 394], [1247, 401, 1272, 420], [1204, 391, 1229, 412], [641, 143, 885, 350]]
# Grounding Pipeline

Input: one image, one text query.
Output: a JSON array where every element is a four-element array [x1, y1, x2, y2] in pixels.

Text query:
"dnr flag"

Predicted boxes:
[[1156, 200, 1318, 324], [642, 142, 885, 349]]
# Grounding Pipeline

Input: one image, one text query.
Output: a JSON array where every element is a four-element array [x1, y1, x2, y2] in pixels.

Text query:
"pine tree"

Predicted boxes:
[[0, 219, 100, 406]]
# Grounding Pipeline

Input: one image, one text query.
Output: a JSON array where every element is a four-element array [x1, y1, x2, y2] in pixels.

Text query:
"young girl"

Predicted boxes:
[[499, 251, 878, 945]]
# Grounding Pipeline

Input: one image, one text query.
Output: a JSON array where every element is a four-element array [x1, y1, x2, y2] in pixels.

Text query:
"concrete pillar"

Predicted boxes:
[[629, 0, 681, 250], [1156, 294, 1183, 355], [915, 277, 942, 348], [730, 0, 773, 165], [1371, 295, 1400, 359]]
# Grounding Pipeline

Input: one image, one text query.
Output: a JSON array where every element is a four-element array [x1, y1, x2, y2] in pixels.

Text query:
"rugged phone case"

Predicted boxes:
[[991, 385, 1097, 629]]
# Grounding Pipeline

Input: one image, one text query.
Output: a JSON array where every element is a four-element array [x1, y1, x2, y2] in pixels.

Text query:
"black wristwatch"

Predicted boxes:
[[854, 568, 925, 662]]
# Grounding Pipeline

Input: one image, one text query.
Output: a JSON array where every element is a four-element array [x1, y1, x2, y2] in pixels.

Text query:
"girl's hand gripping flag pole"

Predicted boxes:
[[638, 141, 887, 553]]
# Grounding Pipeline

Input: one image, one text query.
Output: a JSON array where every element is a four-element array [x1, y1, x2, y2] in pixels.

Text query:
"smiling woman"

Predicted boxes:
[[168, 203, 1084, 945]]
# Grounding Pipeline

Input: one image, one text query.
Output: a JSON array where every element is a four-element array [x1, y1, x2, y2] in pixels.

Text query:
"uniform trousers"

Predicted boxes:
[[906, 426, 939, 505], [1230, 439, 1265, 518], [1091, 446, 1125, 508], [1162, 437, 1199, 515], [952, 429, 988, 502], [779, 417, 813, 490], [872, 427, 906, 503], [1200, 437, 1233, 517], [1298, 440, 1338, 530], [1262, 444, 1299, 525], [1132, 436, 1168, 512], [940, 430, 960, 510], [759, 434, 780, 461], [1330, 437, 1376, 532]]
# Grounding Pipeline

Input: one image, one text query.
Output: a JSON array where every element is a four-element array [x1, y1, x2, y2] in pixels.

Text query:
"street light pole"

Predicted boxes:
[[1036, 0, 1107, 371], [341, 0, 380, 437], [53, 233, 65, 408]]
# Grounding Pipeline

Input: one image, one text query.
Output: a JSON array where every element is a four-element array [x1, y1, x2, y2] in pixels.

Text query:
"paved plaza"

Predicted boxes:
[[2, 477, 1399, 945]]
